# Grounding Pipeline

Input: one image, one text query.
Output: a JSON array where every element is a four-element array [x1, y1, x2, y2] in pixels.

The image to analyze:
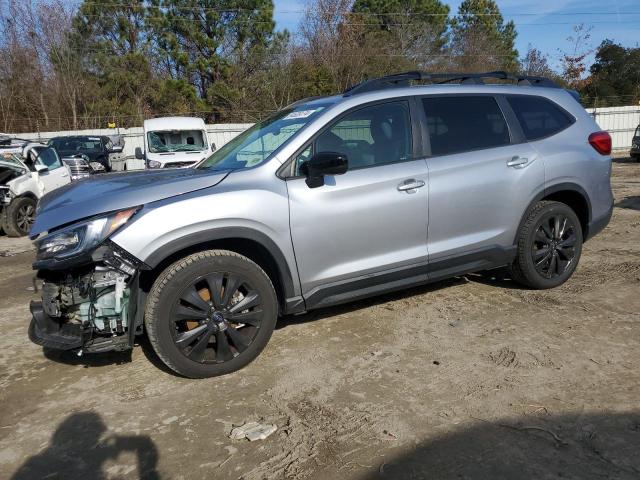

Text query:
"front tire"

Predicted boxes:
[[145, 250, 278, 378], [3, 197, 36, 237], [511, 201, 583, 289]]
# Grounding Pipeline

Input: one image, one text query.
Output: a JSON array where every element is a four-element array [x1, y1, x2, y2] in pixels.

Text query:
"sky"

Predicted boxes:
[[273, 0, 640, 70]]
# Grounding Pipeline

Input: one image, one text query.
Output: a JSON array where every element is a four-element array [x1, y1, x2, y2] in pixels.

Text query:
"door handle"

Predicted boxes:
[[506, 156, 529, 168], [397, 179, 425, 192]]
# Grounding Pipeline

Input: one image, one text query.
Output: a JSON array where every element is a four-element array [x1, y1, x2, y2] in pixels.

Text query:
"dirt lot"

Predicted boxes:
[[0, 160, 639, 480]]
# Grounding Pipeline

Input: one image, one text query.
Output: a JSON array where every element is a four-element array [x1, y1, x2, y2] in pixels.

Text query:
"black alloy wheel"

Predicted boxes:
[[511, 200, 583, 289], [531, 213, 578, 279], [171, 272, 263, 364], [145, 250, 278, 378]]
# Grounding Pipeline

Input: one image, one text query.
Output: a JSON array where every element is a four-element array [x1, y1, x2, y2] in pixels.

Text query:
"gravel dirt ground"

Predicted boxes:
[[0, 159, 639, 480]]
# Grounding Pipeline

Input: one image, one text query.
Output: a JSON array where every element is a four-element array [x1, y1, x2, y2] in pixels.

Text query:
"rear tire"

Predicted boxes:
[[511, 201, 582, 289], [3, 197, 36, 237], [145, 250, 278, 378]]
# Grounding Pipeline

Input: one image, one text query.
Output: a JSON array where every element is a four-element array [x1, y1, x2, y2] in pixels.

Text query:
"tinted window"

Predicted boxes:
[[307, 101, 411, 172], [422, 97, 510, 156], [507, 95, 573, 141]]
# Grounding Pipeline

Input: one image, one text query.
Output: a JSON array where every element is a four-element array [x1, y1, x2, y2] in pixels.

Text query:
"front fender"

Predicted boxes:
[[111, 182, 301, 301]]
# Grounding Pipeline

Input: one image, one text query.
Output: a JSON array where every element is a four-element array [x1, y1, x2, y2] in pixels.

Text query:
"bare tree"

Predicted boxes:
[[559, 24, 593, 90], [521, 44, 554, 77]]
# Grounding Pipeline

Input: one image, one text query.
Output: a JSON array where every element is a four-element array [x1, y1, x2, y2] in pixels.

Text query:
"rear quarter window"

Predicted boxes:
[[507, 95, 574, 141]]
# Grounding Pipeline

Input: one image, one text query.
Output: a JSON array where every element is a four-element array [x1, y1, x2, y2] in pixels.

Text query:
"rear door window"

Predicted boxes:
[[421, 96, 510, 156], [507, 95, 573, 141]]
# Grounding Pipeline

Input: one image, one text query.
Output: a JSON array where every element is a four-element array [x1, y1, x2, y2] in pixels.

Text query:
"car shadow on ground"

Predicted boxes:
[[38, 270, 526, 374], [362, 412, 640, 480], [612, 156, 638, 164], [10, 411, 161, 480], [278, 268, 527, 330], [42, 337, 179, 377], [277, 276, 467, 329], [616, 196, 640, 211], [43, 347, 132, 368]]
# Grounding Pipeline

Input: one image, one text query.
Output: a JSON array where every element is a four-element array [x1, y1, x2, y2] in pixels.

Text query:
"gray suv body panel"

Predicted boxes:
[[104, 84, 612, 312]]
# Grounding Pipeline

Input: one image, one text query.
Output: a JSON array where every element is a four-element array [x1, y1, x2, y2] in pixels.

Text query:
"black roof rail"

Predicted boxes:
[[343, 71, 560, 96], [286, 95, 327, 108]]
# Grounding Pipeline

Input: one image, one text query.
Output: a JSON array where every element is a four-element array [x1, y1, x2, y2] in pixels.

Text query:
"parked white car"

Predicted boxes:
[[135, 117, 214, 168], [0, 144, 71, 236]]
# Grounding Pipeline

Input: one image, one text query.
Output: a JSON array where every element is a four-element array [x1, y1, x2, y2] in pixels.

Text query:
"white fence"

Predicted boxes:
[[10, 104, 640, 169], [587, 105, 639, 152]]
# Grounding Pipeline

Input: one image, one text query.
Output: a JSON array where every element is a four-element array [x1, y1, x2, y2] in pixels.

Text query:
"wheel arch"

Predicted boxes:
[[516, 183, 592, 244], [138, 227, 298, 314], [14, 192, 39, 202]]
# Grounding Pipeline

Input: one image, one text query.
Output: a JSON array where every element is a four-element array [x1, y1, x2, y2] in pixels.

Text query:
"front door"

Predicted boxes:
[[286, 100, 429, 307], [33, 147, 70, 192]]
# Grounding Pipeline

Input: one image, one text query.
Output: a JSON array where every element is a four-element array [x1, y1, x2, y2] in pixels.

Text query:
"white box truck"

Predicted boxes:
[[135, 117, 214, 169]]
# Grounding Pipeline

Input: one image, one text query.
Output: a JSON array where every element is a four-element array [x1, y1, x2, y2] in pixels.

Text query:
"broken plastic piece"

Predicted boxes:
[[229, 422, 277, 441]]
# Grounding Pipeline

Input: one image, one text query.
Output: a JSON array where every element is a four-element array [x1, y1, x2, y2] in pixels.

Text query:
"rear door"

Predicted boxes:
[[419, 95, 542, 275], [286, 99, 429, 305]]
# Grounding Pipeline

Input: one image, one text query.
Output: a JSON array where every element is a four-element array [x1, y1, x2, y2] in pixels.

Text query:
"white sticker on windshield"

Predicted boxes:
[[284, 109, 320, 120]]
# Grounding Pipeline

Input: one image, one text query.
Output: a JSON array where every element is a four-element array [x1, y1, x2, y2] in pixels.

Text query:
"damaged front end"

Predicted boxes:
[[29, 208, 144, 354]]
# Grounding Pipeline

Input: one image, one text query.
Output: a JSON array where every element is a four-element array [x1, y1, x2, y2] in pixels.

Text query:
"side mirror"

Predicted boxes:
[[300, 151, 348, 188], [135, 147, 144, 160], [34, 164, 48, 173], [110, 145, 124, 153], [211, 143, 216, 152]]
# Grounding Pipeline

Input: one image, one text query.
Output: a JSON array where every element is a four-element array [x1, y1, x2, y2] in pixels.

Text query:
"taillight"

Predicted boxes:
[[588, 131, 612, 155]]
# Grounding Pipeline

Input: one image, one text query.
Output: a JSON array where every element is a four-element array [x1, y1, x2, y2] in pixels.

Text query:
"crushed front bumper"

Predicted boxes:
[[29, 298, 137, 354], [29, 301, 84, 350], [29, 241, 145, 354]]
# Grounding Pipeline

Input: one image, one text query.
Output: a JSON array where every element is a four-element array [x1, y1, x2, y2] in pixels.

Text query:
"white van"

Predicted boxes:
[[135, 117, 213, 169]]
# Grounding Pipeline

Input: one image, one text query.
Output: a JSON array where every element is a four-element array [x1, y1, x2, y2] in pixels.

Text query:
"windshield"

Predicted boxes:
[[197, 103, 331, 170], [0, 152, 24, 168], [49, 137, 102, 155], [148, 130, 207, 153]]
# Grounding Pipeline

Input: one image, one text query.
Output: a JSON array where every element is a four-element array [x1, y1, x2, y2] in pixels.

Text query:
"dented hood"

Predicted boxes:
[[31, 168, 231, 237]]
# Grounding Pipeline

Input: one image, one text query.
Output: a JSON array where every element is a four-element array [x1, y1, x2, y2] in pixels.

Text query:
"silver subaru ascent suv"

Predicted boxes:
[[28, 72, 613, 378]]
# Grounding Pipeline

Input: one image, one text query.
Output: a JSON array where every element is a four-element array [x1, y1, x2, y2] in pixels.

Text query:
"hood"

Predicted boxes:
[[31, 167, 231, 237], [0, 161, 27, 186]]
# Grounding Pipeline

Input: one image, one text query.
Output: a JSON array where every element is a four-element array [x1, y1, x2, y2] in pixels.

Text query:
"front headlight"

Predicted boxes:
[[36, 207, 139, 261], [147, 160, 162, 169]]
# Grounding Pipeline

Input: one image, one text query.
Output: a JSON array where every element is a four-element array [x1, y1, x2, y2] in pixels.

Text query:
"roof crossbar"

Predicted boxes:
[[343, 71, 560, 96]]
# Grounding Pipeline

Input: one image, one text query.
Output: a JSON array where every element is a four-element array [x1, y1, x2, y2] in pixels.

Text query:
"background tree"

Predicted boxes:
[[581, 40, 640, 107], [148, 0, 277, 121], [520, 45, 554, 77], [558, 23, 593, 93], [72, 0, 156, 127], [449, 0, 519, 72], [351, 0, 450, 69]]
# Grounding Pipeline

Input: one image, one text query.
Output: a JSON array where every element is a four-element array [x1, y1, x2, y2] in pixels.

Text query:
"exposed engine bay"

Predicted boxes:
[[30, 243, 142, 353]]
